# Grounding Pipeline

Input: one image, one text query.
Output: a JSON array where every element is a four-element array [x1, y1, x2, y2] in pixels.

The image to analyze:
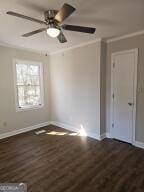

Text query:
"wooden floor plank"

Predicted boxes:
[[0, 125, 144, 192]]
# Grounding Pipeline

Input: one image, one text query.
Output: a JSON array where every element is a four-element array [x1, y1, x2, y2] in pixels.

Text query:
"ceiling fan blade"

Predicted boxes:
[[7, 11, 47, 25], [54, 4, 76, 23], [22, 28, 47, 37], [57, 31, 67, 43], [62, 24, 96, 34]]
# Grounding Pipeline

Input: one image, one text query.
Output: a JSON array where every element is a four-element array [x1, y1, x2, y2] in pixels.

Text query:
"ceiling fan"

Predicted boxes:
[[7, 3, 96, 43]]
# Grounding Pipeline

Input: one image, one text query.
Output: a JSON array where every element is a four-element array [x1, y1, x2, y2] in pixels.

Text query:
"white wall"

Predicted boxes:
[[50, 41, 106, 136], [1, 35, 144, 144], [0, 46, 50, 134], [2, 34, 144, 144], [0, 41, 107, 138]]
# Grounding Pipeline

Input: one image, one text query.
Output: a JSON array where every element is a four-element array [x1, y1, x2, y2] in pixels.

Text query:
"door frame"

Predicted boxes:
[[110, 48, 138, 144]]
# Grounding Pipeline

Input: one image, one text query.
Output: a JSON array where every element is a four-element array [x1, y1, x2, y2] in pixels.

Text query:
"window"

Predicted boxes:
[[14, 60, 44, 111]]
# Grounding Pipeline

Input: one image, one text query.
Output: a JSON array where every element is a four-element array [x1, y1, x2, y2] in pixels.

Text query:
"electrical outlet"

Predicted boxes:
[[70, 115, 72, 121], [3, 122, 7, 127]]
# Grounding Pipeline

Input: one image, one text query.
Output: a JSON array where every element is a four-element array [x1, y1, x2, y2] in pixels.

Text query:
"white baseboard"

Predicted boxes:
[[50, 121, 103, 141], [100, 133, 106, 140], [0, 121, 105, 141], [51, 121, 79, 133], [0, 121, 51, 140], [104, 133, 144, 150], [106, 132, 111, 138], [133, 141, 144, 149], [102, 133, 144, 149], [2, 121, 143, 150], [87, 132, 101, 140]]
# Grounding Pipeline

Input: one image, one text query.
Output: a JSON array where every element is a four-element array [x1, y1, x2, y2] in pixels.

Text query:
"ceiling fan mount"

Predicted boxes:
[[7, 3, 96, 43], [44, 10, 58, 23]]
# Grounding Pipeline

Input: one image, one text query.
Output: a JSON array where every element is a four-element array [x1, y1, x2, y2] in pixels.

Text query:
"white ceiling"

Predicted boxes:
[[0, 0, 144, 54]]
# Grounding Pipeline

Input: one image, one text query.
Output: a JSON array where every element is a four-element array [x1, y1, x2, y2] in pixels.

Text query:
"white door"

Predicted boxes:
[[111, 49, 138, 143]]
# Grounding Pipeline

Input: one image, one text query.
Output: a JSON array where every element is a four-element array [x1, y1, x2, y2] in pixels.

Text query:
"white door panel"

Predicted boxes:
[[112, 51, 136, 143]]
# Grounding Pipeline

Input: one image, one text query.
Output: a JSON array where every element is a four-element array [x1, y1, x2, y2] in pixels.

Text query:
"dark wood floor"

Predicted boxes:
[[0, 125, 144, 192]]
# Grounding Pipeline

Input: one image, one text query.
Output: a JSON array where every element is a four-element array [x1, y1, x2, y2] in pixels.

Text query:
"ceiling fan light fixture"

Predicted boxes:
[[7, 3, 96, 43], [47, 26, 60, 38]]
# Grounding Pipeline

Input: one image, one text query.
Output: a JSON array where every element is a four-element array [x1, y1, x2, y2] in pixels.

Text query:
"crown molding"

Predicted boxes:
[[0, 38, 102, 56], [0, 41, 48, 55], [1, 29, 144, 55], [49, 38, 102, 55], [106, 30, 144, 43]]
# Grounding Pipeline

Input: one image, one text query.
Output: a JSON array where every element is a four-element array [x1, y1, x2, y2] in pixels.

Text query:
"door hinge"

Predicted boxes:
[[113, 63, 115, 68], [112, 93, 114, 99], [112, 123, 114, 128]]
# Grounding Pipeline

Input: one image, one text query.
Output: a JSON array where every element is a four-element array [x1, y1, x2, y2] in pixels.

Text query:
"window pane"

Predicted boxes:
[[17, 85, 41, 107], [16, 64, 28, 85], [18, 86, 29, 107], [16, 64, 28, 76], [29, 65, 39, 76], [31, 75, 40, 85], [15, 61, 43, 109], [28, 85, 40, 105], [35, 86, 40, 96], [17, 86, 24, 106], [29, 95, 40, 106], [27, 85, 35, 96]]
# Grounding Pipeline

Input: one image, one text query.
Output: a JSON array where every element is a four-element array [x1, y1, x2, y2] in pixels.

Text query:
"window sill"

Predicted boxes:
[[16, 105, 44, 112]]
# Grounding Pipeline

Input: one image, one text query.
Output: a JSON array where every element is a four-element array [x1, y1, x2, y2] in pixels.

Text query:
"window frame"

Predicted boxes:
[[13, 59, 44, 112]]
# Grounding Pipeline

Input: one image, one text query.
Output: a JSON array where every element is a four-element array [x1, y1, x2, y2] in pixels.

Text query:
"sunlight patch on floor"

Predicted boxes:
[[69, 132, 78, 136], [46, 125, 87, 137], [46, 131, 67, 136], [46, 130, 87, 137]]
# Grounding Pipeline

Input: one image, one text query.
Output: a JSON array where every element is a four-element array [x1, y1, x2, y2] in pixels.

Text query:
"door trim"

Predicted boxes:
[[110, 48, 138, 144]]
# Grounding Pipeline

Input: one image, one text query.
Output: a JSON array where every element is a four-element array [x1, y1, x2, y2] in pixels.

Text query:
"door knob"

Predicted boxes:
[[128, 103, 134, 106]]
